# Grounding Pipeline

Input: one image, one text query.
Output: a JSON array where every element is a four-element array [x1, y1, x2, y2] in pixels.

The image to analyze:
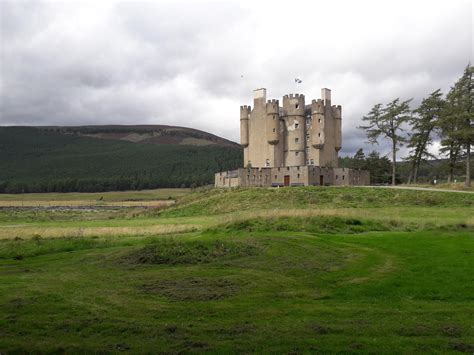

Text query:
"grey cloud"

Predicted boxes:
[[0, 0, 472, 157]]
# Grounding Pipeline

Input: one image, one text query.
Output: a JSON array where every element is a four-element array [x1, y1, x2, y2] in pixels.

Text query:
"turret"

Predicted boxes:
[[240, 105, 250, 147], [283, 94, 305, 166], [266, 99, 280, 145], [311, 99, 325, 149], [332, 105, 342, 152]]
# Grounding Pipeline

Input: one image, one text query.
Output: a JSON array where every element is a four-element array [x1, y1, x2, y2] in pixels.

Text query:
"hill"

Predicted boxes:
[[35, 125, 239, 148], [0, 126, 242, 193]]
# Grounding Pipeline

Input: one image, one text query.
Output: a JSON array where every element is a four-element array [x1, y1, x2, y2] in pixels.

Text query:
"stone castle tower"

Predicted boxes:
[[240, 88, 342, 168]]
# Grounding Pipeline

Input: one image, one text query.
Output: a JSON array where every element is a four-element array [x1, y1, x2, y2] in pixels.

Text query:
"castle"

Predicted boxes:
[[215, 88, 370, 187]]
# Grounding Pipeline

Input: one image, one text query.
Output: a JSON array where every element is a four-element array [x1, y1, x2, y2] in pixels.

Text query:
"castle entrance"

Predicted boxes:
[[284, 175, 290, 186], [319, 175, 324, 186]]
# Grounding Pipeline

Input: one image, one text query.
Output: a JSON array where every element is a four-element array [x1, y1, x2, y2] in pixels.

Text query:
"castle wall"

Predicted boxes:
[[333, 168, 370, 186], [214, 167, 368, 188]]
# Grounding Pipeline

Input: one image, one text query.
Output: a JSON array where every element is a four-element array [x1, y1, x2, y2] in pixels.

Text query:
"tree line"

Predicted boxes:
[[0, 127, 242, 194], [359, 65, 473, 187]]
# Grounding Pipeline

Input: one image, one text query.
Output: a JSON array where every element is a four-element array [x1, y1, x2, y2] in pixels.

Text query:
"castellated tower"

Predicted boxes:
[[216, 87, 369, 187], [240, 88, 342, 168]]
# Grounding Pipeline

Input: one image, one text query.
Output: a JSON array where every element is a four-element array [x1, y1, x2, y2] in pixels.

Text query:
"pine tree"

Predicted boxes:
[[440, 65, 474, 187], [407, 89, 444, 184], [359, 98, 412, 185], [351, 148, 365, 169]]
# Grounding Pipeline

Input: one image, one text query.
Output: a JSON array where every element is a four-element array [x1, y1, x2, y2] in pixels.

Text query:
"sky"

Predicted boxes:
[[0, 0, 473, 157]]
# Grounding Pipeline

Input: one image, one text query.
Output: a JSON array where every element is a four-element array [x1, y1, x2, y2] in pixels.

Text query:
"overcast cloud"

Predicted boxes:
[[0, 0, 472, 156]]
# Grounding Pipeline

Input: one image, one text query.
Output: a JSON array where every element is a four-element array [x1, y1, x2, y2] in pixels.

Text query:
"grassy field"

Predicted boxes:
[[1, 187, 473, 353], [0, 188, 190, 206]]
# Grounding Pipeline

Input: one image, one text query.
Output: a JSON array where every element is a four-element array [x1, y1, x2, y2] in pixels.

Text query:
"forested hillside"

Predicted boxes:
[[0, 127, 242, 193]]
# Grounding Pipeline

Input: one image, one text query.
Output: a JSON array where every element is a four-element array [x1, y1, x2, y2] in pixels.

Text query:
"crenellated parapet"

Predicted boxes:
[[283, 94, 305, 117]]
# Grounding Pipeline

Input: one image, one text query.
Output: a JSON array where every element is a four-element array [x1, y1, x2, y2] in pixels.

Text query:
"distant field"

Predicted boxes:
[[0, 188, 190, 206], [1, 187, 473, 353]]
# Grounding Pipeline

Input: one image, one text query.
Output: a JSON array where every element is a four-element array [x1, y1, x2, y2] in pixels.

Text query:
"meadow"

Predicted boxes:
[[0, 187, 473, 353]]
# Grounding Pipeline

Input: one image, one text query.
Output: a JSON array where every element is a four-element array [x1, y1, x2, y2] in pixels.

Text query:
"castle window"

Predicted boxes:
[[295, 123, 299, 129], [297, 174, 300, 178], [310, 159, 314, 165], [306, 134, 310, 142], [306, 159, 310, 165], [297, 166, 300, 170], [295, 103, 299, 109], [295, 138, 299, 143], [273, 128, 276, 132], [287, 167, 290, 171], [273, 115, 276, 120], [278, 167, 280, 171], [274, 175, 277, 179], [295, 151, 299, 156], [342, 175, 345, 180], [336, 175, 339, 180], [318, 118, 321, 123], [318, 133, 321, 137], [265, 159, 270, 167]]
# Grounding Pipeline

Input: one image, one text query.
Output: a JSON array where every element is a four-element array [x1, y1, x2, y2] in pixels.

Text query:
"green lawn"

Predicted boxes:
[[0, 187, 473, 353]]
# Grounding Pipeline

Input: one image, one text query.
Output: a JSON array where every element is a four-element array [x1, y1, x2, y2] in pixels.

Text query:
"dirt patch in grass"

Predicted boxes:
[[398, 324, 433, 337], [310, 324, 333, 335], [442, 325, 462, 337], [123, 239, 259, 265], [141, 277, 241, 301], [448, 342, 474, 353]]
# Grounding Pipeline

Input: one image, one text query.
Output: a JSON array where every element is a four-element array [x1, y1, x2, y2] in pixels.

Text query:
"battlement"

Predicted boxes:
[[266, 99, 279, 115], [331, 105, 342, 119], [311, 99, 325, 114], [240, 105, 251, 119], [283, 93, 305, 99]]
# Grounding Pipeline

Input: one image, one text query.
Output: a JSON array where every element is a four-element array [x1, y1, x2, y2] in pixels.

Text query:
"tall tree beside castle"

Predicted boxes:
[[438, 65, 473, 187], [359, 99, 412, 186], [406, 89, 445, 184]]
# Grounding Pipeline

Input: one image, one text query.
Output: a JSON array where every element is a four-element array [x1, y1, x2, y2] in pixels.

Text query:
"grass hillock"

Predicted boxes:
[[123, 239, 259, 266], [161, 186, 474, 217]]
